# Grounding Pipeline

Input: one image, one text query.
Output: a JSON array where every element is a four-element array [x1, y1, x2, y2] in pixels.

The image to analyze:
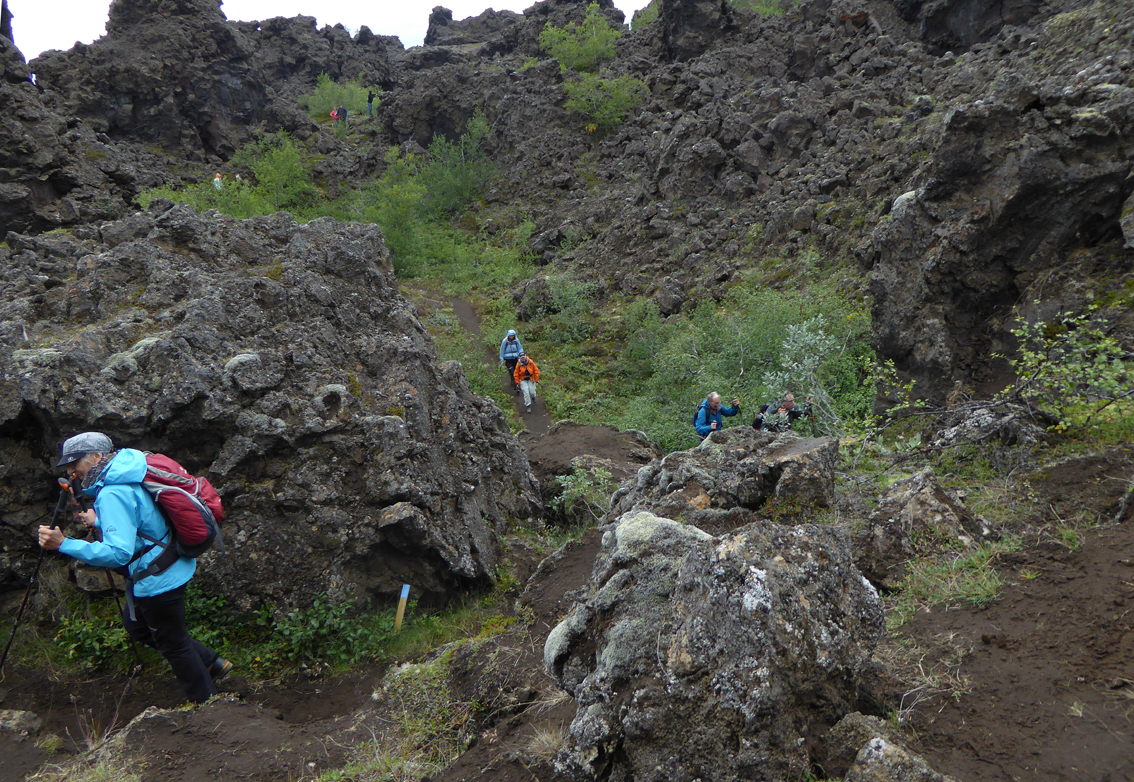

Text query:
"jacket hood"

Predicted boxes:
[[506, 330, 516, 337], [92, 448, 148, 488]]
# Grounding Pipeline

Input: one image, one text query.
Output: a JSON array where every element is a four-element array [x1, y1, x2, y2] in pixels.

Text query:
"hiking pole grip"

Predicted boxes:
[[0, 484, 71, 674]]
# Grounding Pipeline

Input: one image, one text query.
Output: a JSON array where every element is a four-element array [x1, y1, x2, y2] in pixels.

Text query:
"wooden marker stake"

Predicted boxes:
[[395, 584, 410, 632]]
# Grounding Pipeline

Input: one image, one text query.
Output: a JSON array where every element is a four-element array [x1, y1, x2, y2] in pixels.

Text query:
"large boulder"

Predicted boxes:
[[609, 427, 840, 526], [662, 0, 738, 62], [853, 467, 998, 589], [545, 509, 885, 781], [0, 203, 540, 609]]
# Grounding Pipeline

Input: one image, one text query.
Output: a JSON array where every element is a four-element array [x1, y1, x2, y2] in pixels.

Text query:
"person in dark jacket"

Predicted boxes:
[[694, 393, 741, 439], [367, 90, 376, 116], [754, 392, 812, 432], [39, 433, 231, 703]]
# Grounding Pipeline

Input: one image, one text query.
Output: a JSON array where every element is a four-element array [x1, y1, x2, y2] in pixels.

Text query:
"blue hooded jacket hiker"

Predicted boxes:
[[694, 393, 741, 438], [60, 448, 194, 598], [500, 330, 524, 391], [42, 437, 230, 703], [499, 330, 523, 362]]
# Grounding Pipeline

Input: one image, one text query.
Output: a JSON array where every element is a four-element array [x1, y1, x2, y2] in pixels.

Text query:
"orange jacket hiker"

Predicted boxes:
[[513, 356, 539, 384]]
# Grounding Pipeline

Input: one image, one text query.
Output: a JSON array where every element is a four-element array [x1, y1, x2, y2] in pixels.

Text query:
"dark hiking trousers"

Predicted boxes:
[[504, 358, 519, 388], [124, 583, 219, 704]]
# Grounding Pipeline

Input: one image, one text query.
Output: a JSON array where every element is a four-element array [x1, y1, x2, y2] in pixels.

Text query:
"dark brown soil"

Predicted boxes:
[[2, 440, 1132, 781]]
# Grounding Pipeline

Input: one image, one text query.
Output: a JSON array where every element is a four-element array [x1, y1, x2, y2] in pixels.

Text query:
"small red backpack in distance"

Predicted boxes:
[[126, 453, 224, 582]]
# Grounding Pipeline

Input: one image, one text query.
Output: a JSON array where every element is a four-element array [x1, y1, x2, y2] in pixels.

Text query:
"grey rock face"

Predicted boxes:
[[546, 509, 884, 782], [609, 427, 839, 525], [0, 203, 540, 609], [823, 712, 959, 781], [869, 48, 1134, 406], [663, 0, 737, 62]]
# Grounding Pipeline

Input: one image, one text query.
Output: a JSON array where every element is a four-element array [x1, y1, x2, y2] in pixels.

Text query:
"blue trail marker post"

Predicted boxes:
[[395, 584, 411, 632]]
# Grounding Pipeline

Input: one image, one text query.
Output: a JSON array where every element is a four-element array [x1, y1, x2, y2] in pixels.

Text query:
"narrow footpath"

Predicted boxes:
[[444, 296, 554, 435]]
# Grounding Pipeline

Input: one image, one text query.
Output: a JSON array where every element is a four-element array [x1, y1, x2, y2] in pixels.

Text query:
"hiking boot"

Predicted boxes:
[[526, 405, 532, 413], [210, 657, 233, 682]]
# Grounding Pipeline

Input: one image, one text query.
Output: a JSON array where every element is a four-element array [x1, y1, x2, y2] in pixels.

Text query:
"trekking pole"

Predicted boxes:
[[62, 480, 144, 670], [0, 480, 70, 675]]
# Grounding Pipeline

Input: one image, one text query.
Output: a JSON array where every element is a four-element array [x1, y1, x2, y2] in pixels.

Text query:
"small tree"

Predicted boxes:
[[240, 134, 317, 212], [419, 111, 495, 216], [997, 308, 1133, 431], [631, 0, 660, 30], [563, 73, 648, 134], [538, 2, 622, 72]]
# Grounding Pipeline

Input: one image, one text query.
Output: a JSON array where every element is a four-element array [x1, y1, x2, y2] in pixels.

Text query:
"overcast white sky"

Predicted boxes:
[[7, 0, 649, 62]]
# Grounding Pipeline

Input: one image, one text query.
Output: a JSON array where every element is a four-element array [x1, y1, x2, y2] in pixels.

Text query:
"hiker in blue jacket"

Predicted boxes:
[[38, 432, 230, 704], [499, 329, 524, 393], [694, 393, 741, 439]]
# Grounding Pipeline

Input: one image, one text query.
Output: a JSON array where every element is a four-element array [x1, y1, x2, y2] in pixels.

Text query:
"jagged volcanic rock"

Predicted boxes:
[[0, 204, 541, 609], [545, 509, 884, 781], [608, 427, 840, 525]]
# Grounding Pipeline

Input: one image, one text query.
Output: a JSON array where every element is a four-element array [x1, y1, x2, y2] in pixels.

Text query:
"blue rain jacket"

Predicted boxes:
[[694, 399, 741, 437], [500, 332, 524, 362], [59, 448, 195, 597]]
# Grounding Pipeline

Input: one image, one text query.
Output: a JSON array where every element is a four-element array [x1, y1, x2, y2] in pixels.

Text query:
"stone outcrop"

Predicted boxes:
[[0, 35, 143, 234], [609, 427, 840, 526], [853, 467, 998, 589], [0, 203, 540, 609], [423, 6, 523, 48], [895, 0, 1044, 53], [545, 510, 885, 781], [32, 0, 400, 160], [866, 10, 1134, 406]]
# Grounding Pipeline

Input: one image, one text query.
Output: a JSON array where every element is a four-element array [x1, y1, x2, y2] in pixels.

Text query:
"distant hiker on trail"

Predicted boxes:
[[513, 353, 540, 413], [213, 173, 222, 190], [367, 90, 376, 116], [332, 105, 348, 129], [499, 329, 524, 393], [330, 107, 340, 127], [39, 432, 231, 704], [694, 392, 741, 439], [754, 392, 812, 432]]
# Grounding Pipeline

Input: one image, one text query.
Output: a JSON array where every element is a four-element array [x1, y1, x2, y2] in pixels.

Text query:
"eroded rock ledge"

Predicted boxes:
[[0, 202, 540, 609]]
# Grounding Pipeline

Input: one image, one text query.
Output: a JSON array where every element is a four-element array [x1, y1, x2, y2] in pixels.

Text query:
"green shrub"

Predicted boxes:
[[366, 148, 427, 271], [553, 466, 616, 524], [997, 307, 1133, 432], [271, 596, 386, 666], [237, 133, 318, 211], [563, 73, 649, 134], [299, 71, 375, 120], [55, 610, 130, 671], [631, 0, 660, 29], [538, 2, 622, 72], [420, 111, 496, 216], [545, 273, 598, 342], [137, 133, 315, 216]]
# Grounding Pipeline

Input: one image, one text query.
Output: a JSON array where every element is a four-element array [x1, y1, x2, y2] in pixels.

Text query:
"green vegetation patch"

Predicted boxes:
[[538, 2, 621, 72], [299, 71, 376, 120]]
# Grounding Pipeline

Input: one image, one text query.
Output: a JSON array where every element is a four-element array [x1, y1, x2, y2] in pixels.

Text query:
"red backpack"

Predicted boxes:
[[124, 453, 224, 582]]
